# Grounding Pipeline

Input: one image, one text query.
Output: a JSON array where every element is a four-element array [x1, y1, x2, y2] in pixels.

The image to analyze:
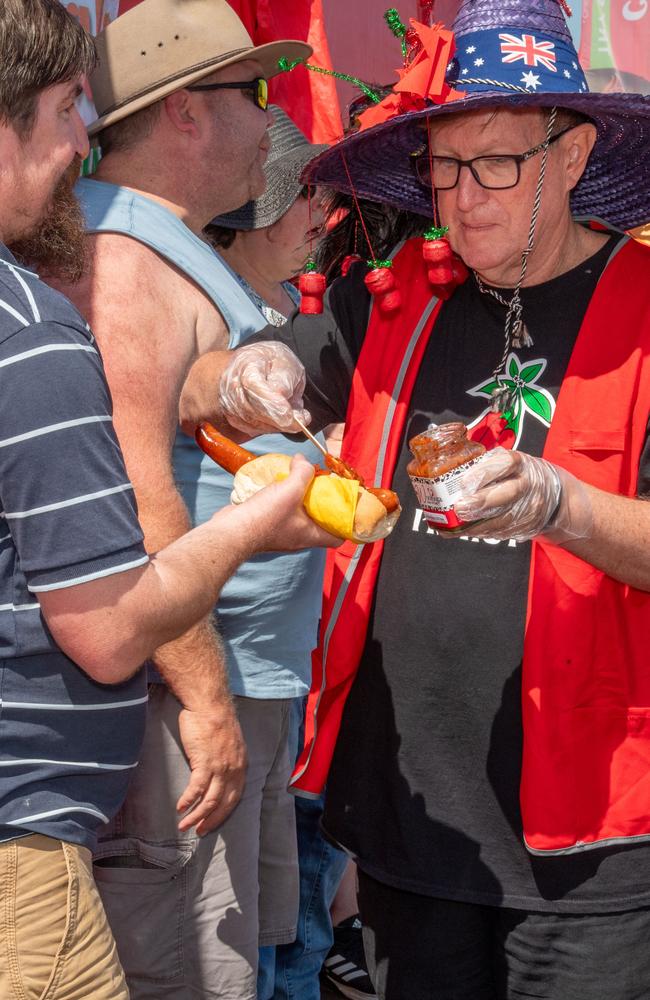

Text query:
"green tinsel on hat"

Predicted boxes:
[[384, 8, 408, 58], [277, 57, 382, 106]]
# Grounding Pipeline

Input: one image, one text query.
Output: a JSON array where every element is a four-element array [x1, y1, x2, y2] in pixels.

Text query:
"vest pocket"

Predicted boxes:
[[569, 706, 650, 846], [568, 427, 625, 453], [566, 427, 627, 491], [627, 707, 650, 738]]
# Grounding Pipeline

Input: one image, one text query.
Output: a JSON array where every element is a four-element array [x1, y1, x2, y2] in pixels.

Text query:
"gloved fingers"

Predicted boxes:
[[219, 342, 308, 433], [454, 475, 526, 523], [451, 447, 594, 545], [227, 371, 302, 430], [223, 412, 296, 437], [454, 446, 521, 496], [453, 450, 562, 542]]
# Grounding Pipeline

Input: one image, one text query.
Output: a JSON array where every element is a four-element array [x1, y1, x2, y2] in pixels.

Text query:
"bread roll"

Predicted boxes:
[[231, 454, 400, 543]]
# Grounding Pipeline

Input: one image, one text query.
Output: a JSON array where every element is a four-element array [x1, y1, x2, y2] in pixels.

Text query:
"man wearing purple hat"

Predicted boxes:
[[181, 0, 650, 996]]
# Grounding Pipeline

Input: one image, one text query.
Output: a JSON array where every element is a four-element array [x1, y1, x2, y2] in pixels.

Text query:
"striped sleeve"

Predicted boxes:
[[0, 319, 148, 591]]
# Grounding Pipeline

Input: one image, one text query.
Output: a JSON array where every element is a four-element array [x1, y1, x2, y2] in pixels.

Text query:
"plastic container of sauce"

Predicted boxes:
[[407, 422, 486, 531]]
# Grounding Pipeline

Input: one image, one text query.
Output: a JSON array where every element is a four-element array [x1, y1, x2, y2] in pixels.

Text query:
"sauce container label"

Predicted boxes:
[[409, 453, 487, 530]]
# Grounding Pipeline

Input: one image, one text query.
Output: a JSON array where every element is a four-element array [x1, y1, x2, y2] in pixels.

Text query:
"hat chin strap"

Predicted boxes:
[[472, 107, 559, 414]]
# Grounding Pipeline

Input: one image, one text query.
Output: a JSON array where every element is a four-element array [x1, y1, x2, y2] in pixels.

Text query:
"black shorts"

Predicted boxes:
[[358, 869, 650, 1000]]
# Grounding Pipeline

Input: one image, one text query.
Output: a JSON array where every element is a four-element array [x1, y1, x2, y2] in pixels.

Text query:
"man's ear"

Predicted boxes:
[[163, 89, 202, 139], [563, 122, 598, 193]]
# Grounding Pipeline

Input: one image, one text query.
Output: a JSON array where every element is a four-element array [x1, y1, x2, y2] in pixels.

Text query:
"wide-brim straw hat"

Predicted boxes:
[[88, 0, 312, 137], [304, 0, 650, 232], [211, 105, 329, 230]]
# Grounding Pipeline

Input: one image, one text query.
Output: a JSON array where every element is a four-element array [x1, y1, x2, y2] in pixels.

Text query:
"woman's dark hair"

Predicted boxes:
[[315, 189, 430, 281], [0, 0, 97, 137], [204, 224, 237, 250]]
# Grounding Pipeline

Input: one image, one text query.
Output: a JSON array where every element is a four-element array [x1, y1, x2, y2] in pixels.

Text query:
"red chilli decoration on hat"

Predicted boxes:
[[357, 18, 466, 132], [299, 183, 327, 315], [421, 115, 468, 300], [365, 259, 402, 314], [423, 227, 453, 282], [299, 261, 327, 315], [340, 152, 402, 315], [422, 227, 468, 300]]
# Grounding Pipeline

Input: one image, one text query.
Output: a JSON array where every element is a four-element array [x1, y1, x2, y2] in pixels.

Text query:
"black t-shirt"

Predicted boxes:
[[258, 235, 650, 912]]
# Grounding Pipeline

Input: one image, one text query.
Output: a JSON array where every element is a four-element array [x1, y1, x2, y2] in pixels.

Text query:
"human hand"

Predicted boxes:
[[176, 700, 247, 836], [219, 342, 311, 436], [452, 447, 593, 543], [232, 453, 344, 553]]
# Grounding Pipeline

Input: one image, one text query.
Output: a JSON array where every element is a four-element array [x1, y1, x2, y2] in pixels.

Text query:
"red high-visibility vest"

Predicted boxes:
[[291, 234, 650, 856]]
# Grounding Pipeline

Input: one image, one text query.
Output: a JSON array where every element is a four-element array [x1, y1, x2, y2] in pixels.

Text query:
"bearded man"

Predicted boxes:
[[180, 0, 650, 997], [0, 2, 333, 998]]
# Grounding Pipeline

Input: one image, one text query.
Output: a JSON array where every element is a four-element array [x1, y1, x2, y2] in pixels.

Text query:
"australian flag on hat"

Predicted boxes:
[[446, 0, 588, 96]]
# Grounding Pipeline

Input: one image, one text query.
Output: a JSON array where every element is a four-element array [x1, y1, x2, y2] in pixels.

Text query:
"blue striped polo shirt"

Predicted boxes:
[[0, 243, 149, 851]]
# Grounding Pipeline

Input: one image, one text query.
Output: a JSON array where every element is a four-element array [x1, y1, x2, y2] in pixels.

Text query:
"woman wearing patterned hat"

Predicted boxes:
[[183, 1, 650, 996], [206, 105, 327, 322]]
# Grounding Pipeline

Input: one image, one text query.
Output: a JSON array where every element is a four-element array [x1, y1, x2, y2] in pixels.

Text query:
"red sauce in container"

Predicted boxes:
[[407, 423, 485, 531]]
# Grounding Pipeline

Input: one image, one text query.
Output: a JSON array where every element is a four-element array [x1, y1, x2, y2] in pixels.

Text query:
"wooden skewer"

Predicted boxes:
[[293, 414, 330, 460]]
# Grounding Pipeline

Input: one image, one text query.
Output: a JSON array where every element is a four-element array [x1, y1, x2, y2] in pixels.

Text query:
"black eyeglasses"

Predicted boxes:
[[411, 125, 577, 191], [186, 77, 269, 111]]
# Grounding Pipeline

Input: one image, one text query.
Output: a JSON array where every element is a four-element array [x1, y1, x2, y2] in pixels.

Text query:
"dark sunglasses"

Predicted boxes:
[[186, 77, 269, 111]]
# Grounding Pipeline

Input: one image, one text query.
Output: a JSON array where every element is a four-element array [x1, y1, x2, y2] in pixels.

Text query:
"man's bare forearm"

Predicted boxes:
[[38, 458, 338, 682], [179, 349, 236, 436], [140, 483, 233, 711], [38, 499, 259, 681], [153, 617, 232, 712]]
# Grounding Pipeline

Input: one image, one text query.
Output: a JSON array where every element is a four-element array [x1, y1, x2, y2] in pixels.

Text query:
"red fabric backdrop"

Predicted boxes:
[[78, 1, 650, 142], [225, 0, 342, 142]]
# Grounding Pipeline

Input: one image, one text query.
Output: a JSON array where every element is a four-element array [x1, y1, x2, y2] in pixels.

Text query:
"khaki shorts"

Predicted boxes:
[[0, 834, 128, 1000], [93, 686, 298, 1000]]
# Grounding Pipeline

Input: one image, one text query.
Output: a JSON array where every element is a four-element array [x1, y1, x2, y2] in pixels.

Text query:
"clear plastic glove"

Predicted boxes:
[[219, 342, 311, 435], [452, 447, 593, 543]]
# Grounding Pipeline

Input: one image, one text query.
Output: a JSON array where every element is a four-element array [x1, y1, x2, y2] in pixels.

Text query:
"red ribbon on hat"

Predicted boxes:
[[358, 21, 465, 131]]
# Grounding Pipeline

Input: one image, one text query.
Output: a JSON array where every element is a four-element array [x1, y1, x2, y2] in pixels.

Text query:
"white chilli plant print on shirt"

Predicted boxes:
[[466, 352, 556, 451]]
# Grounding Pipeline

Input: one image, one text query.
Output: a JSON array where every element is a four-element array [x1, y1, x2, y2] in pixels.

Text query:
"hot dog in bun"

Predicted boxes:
[[195, 423, 401, 544]]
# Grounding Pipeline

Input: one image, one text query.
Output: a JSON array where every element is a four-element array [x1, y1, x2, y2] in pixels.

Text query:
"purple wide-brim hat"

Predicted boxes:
[[303, 0, 650, 232]]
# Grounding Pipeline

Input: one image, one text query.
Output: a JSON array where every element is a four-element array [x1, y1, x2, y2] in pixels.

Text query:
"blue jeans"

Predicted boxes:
[[257, 698, 348, 1000]]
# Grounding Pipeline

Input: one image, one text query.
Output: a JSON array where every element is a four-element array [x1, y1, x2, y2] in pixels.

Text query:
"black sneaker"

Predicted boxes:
[[322, 915, 377, 1000]]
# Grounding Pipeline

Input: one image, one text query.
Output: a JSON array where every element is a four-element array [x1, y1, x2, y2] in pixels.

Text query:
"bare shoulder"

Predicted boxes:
[[52, 233, 231, 439], [58, 233, 228, 355], [64, 233, 196, 335]]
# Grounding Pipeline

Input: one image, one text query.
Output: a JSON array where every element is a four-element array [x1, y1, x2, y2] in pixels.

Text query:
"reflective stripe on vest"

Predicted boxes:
[[291, 239, 443, 795]]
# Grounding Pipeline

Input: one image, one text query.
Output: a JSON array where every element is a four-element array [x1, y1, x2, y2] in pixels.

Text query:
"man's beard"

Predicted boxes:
[[10, 157, 87, 284]]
